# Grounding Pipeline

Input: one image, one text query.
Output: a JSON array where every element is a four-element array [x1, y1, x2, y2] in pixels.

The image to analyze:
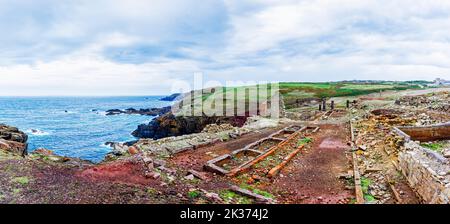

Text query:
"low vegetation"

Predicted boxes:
[[280, 81, 422, 109], [420, 142, 448, 153], [297, 137, 313, 146], [187, 189, 201, 199], [11, 176, 30, 185], [219, 190, 253, 204], [361, 177, 376, 202], [240, 183, 275, 199]]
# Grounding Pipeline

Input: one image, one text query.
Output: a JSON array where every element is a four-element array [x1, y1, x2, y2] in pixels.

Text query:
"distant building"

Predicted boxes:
[[432, 78, 450, 86]]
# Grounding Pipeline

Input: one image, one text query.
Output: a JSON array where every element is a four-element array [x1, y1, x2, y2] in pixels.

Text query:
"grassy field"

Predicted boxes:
[[174, 81, 425, 114], [279, 81, 423, 108]]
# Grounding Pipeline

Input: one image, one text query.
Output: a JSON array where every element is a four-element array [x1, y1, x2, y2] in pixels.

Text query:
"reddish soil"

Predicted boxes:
[[267, 124, 354, 204], [77, 159, 154, 185], [169, 123, 355, 204], [0, 154, 184, 204], [0, 118, 426, 204]]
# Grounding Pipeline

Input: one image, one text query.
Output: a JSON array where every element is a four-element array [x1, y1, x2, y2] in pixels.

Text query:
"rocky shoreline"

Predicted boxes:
[[0, 124, 28, 156], [132, 112, 248, 139], [104, 116, 282, 161], [105, 106, 171, 116]]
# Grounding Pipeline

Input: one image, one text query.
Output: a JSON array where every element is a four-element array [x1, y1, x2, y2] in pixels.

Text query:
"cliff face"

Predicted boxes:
[[159, 93, 182, 101], [132, 112, 248, 139], [0, 124, 28, 156]]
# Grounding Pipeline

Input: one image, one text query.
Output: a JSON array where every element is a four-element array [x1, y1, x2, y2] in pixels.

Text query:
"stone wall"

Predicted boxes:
[[397, 122, 450, 142], [395, 131, 450, 204]]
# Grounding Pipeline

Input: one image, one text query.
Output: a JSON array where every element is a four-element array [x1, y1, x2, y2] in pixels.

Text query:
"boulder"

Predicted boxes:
[[0, 139, 28, 156], [0, 124, 28, 156], [443, 148, 450, 158], [112, 143, 129, 156], [0, 124, 28, 143], [128, 146, 139, 155]]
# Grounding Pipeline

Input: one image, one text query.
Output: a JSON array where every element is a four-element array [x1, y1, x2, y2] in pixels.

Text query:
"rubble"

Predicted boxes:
[[202, 124, 234, 133]]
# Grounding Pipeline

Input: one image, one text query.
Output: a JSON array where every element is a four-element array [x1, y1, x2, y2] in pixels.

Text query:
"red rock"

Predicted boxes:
[[128, 146, 139, 155], [252, 174, 262, 181], [145, 171, 160, 179]]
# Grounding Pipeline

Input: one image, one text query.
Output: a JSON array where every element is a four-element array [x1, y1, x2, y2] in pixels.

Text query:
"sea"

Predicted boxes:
[[0, 96, 171, 162]]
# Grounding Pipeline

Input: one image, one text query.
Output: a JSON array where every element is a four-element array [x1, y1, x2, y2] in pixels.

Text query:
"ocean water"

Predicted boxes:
[[0, 96, 171, 162]]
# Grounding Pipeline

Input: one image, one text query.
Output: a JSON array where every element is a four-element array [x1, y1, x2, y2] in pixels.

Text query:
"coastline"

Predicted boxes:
[[0, 95, 171, 162], [1, 86, 448, 204]]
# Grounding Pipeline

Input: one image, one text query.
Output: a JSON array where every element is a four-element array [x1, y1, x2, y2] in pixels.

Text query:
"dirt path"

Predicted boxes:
[[169, 123, 355, 204], [268, 124, 354, 204]]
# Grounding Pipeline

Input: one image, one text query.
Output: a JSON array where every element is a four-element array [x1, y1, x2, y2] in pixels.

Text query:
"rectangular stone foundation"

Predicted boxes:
[[394, 122, 450, 204], [395, 122, 450, 142], [204, 125, 310, 175]]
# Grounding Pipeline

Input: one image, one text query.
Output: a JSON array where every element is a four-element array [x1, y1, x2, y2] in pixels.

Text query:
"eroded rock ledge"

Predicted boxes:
[[132, 112, 249, 140], [0, 124, 28, 156]]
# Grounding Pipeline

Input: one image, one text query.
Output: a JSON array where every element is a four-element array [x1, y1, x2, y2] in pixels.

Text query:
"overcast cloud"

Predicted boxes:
[[0, 0, 449, 95]]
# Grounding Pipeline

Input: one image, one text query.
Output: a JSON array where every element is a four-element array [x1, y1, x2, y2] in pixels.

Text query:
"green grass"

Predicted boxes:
[[297, 137, 313, 146], [279, 81, 422, 109], [341, 84, 395, 90], [251, 188, 275, 199], [219, 190, 253, 204], [11, 176, 30, 185], [187, 190, 201, 199], [254, 155, 282, 169], [176, 81, 423, 111], [12, 188, 22, 195], [361, 177, 376, 203], [177, 84, 277, 115], [146, 187, 157, 195], [361, 177, 371, 193], [420, 142, 447, 153], [240, 183, 275, 199], [364, 194, 376, 202]]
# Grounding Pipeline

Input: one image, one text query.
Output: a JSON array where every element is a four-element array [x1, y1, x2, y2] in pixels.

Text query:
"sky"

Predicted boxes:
[[0, 0, 450, 96]]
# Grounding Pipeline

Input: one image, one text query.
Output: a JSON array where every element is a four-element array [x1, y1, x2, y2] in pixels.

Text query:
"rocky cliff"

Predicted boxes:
[[0, 124, 28, 156], [132, 112, 248, 139], [159, 93, 182, 101]]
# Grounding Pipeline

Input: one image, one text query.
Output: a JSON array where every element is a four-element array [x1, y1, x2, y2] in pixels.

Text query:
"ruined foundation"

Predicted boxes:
[[396, 123, 450, 142], [204, 125, 317, 176], [394, 123, 450, 204]]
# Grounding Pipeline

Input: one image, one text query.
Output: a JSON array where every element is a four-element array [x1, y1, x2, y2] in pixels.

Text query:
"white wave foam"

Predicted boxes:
[[97, 111, 107, 116], [64, 110, 77, 114], [99, 142, 112, 148], [26, 129, 50, 136]]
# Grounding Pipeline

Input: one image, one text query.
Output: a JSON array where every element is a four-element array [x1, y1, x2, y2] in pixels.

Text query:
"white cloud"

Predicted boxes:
[[0, 44, 200, 96], [1, 0, 450, 95]]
